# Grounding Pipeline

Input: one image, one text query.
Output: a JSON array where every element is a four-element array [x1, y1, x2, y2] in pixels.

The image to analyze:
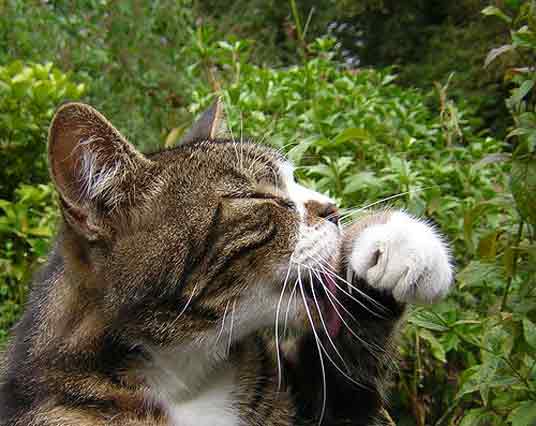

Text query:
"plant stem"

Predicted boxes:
[[501, 220, 524, 311], [289, 0, 308, 59], [289, 0, 303, 44]]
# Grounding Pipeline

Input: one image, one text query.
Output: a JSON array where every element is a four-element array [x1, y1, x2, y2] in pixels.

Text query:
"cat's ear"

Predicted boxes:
[[180, 97, 229, 144], [48, 102, 152, 239]]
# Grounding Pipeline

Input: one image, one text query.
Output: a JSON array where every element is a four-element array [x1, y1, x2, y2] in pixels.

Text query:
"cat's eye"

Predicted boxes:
[[248, 192, 296, 210], [224, 192, 296, 211]]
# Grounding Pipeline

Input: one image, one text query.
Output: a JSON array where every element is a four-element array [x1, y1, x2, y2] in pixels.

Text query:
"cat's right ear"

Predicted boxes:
[[48, 102, 152, 239], [180, 97, 230, 144]]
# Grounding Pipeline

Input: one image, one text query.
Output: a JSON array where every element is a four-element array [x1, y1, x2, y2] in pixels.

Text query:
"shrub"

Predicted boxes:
[[0, 0, 196, 151], [0, 61, 84, 199], [0, 61, 82, 342], [0, 184, 57, 341]]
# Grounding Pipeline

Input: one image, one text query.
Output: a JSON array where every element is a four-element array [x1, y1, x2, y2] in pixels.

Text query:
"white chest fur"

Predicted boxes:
[[164, 369, 239, 426], [143, 348, 241, 426]]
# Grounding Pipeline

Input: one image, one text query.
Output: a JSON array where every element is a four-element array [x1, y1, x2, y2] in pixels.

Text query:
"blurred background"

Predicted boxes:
[[0, 1, 535, 424]]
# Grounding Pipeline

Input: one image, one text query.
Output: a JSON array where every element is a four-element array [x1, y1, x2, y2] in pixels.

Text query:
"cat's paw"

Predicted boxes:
[[346, 211, 453, 304]]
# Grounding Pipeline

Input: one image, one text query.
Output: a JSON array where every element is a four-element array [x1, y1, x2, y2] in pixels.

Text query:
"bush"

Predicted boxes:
[[0, 184, 57, 341], [0, 0, 196, 151], [0, 61, 84, 199], [0, 61, 81, 341]]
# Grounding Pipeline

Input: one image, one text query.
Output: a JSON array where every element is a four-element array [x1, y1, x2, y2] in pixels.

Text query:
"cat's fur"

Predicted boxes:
[[0, 100, 453, 425]]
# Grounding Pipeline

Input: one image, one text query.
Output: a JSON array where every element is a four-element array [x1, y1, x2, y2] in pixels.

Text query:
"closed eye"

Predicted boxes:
[[223, 192, 296, 210]]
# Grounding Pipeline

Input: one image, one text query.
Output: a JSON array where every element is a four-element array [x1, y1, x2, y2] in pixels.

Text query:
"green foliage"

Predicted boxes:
[[0, 61, 84, 198], [0, 61, 77, 341], [0, 184, 57, 341], [0, 0, 196, 151]]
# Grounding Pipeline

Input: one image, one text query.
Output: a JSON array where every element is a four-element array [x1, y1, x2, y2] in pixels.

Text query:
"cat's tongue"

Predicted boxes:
[[323, 273, 342, 337]]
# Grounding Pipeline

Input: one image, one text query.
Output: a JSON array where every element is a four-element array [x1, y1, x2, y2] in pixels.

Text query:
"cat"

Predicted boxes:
[[0, 99, 453, 426]]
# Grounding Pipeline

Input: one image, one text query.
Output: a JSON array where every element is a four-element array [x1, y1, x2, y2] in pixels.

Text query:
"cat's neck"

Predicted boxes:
[[141, 343, 232, 400], [141, 343, 241, 426]]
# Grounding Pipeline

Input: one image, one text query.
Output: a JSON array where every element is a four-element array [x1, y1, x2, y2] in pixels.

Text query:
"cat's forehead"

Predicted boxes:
[[155, 139, 288, 184]]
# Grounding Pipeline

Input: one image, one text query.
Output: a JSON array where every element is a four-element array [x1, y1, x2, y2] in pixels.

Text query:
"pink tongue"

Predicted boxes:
[[323, 273, 342, 337]]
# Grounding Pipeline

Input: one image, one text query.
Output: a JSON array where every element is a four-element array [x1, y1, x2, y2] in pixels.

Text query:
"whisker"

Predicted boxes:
[[170, 284, 198, 328], [317, 273, 385, 358], [298, 270, 368, 390], [308, 267, 385, 362], [275, 263, 293, 389], [227, 298, 236, 356], [309, 270, 349, 373], [339, 186, 437, 223], [292, 259, 387, 318], [283, 280, 299, 335], [297, 271, 327, 425], [214, 300, 230, 346], [307, 255, 388, 315], [239, 111, 245, 172]]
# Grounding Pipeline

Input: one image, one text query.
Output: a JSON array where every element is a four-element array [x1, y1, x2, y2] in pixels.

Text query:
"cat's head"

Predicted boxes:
[[48, 101, 342, 350]]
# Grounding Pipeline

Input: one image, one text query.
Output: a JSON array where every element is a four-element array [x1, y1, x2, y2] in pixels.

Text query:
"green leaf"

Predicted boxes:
[[510, 80, 535, 107], [508, 401, 536, 426], [512, 27, 536, 50], [481, 6, 512, 23], [461, 408, 500, 426], [420, 329, 447, 362], [409, 310, 449, 332], [458, 261, 502, 289], [459, 409, 486, 426], [457, 365, 482, 399], [483, 324, 514, 358], [523, 318, 536, 349], [485, 44, 516, 68], [343, 171, 380, 194], [332, 127, 370, 145], [286, 136, 316, 163], [463, 202, 496, 253], [478, 357, 500, 405], [511, 156, 536, 227], [477, 231, 498, 260]]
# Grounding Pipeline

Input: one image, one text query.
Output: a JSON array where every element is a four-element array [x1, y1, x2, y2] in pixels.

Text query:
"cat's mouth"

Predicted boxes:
[[302, 271, 342, 338]]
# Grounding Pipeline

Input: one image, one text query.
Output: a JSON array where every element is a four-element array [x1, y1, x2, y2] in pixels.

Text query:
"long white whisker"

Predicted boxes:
[[292, 260, 386, 318], [214, 300, 230, 346], [298, 271, 327, 425], [339, 186, 436, 223], [308, 270, 349, 373], [284, 280, 299, 335], [305, 251, 377, 301], [227, 299, 236, 356], [275, 263, 293, 390], [308, 255, 388, 316], [171, 284, 198, 327], [299, 271, 368, 400], [316, 272, 385, 358]]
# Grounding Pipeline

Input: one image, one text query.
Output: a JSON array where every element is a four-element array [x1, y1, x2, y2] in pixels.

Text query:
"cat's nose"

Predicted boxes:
[[322, 203, 340, 225], [306, 201, 340, 225]]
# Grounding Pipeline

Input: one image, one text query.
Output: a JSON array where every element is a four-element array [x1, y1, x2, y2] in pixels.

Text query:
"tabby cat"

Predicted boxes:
[[0, 99, 453, 425]]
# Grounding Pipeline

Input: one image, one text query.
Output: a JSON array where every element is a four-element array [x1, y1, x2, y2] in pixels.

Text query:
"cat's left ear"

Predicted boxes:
[[180, 97, 229, 144], [48, 102, 154, 239]]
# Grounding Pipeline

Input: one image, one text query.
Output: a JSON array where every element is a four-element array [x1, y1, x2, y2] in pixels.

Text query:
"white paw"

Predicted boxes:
[[348, 211, 453, 304]]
